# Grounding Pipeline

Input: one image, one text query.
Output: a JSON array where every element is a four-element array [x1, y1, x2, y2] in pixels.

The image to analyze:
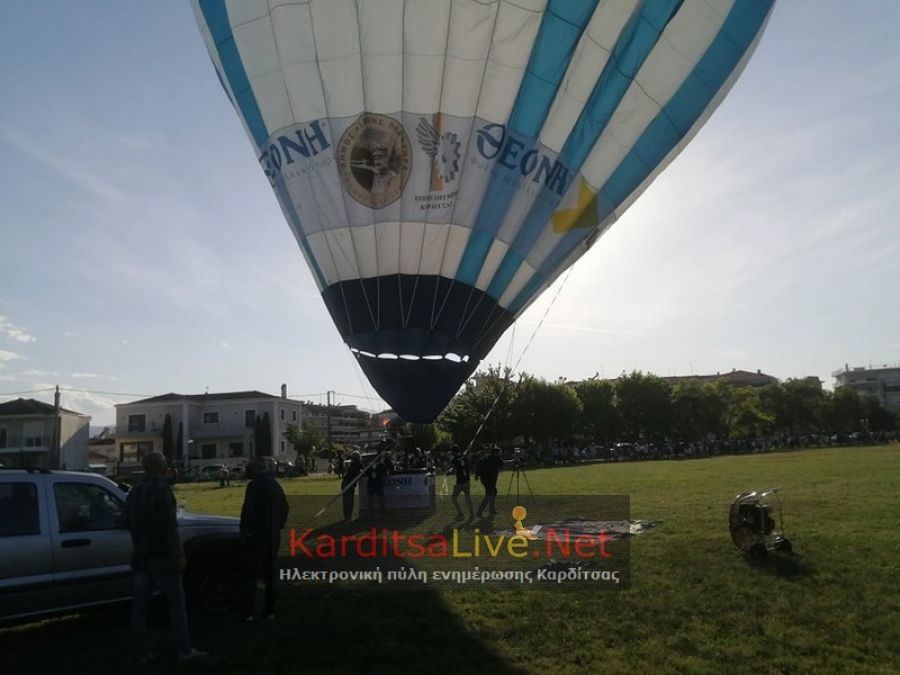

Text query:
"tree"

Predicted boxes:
[[175, 421, 184, 461], [828, 387, 867, 434], [255, 413, 273, 457], [386, 420, 445, 454], [615, 372, 674, 442], [261, 412, 272, 456], [437, 365, 518, 447], [861, 396, 897, 433], [726, 387, 774, 438], [513, 377, 581, 447], [761, 380, 827, 435], [671, 381, 729, 441], [161, 414, 174, 463], [572, 380, 620, 444], [284, 421, 324, 470]]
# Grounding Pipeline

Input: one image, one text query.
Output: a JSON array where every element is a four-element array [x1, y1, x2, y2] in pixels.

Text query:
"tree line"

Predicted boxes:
[[435, 366, 897, 449]]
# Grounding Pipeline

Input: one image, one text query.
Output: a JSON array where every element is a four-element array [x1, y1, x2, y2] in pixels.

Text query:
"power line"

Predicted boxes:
[[0, 387, 56, 397], [57, 387, 154, 397], [333, 391, 381, 401]]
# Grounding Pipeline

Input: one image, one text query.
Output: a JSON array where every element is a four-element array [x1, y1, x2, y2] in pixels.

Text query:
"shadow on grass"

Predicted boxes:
[[744, 552, 817, 580], [1, 585, 526, 675]]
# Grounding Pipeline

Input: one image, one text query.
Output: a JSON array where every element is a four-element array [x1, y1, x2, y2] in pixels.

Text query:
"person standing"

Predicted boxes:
[[366, 454, 391, 512], [334, 450, 345, 479], [126, 451, 206, 664], [341, 451, 363, 520], [448, 445, 474, 520], [475, 446, 505, 518], [239, 457, 289, 621]]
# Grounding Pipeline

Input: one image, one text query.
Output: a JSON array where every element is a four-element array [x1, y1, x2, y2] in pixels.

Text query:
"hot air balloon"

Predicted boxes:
[[192, 0, 774, 422]]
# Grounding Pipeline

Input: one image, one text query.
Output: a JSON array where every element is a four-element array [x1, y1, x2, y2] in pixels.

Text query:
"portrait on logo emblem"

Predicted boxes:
[[337, 114, 411, 209]]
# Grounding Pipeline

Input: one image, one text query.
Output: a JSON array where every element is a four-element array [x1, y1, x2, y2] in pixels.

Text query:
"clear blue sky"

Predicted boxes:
[[2, 1, 899, 426]]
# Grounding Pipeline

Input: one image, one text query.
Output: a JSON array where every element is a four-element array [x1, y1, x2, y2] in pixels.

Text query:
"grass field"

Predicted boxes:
[[2, 446, 898, 674]]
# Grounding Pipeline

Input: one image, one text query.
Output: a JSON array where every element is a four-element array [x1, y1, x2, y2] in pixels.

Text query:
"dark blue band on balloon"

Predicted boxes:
[[321, 275, 515, 422]]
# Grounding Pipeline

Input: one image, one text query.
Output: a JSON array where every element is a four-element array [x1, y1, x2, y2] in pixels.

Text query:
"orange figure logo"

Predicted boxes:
[[512, 505, 538, 540]]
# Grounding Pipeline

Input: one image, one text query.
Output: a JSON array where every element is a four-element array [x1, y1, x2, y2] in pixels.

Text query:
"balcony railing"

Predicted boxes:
[[187, 427, 252, 440], [0, 435, 51, 450]]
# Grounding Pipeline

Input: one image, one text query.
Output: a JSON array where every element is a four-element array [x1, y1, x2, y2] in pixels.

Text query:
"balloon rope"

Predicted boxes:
[[463, 265, 575, 455], [504, 322, 517, 373], [314, 448, 386, 518]]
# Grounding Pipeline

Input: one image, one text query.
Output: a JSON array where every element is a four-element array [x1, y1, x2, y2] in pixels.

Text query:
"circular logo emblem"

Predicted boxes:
[[337, 114, 411, 209]]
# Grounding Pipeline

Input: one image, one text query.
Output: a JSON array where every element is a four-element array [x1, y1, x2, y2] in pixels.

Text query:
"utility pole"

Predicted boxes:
[[326, 390, 335, 456], [50, 385, 61, 469]]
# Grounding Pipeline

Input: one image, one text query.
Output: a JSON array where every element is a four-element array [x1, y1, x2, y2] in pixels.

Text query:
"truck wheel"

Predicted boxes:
[[191, 560, 240, 613]]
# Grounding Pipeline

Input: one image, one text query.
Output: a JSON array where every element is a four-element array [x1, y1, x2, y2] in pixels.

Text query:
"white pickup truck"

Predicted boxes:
[[0, 468, 242, 625]]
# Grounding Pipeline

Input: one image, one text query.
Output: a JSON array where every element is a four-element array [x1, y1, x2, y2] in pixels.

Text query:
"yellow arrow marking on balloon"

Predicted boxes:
[[551, 179, 596, 233]]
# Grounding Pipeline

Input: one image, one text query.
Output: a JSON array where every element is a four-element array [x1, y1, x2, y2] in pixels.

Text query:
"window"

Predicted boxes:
[[244, 410, 255, 428], [228, 442, 244, 457], [203, 412, 219, 424], [128, 414, 146, 432], [280, 441, 285, 454], [24, 421, 43, 447], [292, 410, 297, 421], [120, 441, 153, 463], [201, 443, 217, 459], [0, 428, 7, 448], [53, 483, 125, 533], [0, 482, 40, 537], [280, 409, 285, 420]]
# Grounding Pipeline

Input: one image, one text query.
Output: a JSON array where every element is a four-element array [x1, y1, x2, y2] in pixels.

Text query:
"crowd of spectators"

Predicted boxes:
[[498, 430, 899, 468]]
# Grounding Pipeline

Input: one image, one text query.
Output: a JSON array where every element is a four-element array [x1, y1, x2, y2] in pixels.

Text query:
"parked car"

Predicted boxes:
[[199, 464, 228, 481], [0, 468, 242, 625]]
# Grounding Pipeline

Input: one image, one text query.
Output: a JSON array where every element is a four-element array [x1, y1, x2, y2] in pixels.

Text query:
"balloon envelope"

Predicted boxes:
[[192, 0, 774, 422]]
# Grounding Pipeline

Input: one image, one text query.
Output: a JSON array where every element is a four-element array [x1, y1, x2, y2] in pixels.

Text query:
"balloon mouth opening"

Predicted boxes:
[[349, 347, 470, 363]]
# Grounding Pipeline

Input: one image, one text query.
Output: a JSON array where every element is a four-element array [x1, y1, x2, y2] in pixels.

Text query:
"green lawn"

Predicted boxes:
[[3, 446, 898, 674]]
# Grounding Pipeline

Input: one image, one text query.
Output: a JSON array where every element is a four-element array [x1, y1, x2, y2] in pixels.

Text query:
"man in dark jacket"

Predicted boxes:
[[475, 446, 506, 518], [240, 457, 289, 621], [448, 445, 474, 520], [366, 453, 392, 512], [126, 451, 205, 663]]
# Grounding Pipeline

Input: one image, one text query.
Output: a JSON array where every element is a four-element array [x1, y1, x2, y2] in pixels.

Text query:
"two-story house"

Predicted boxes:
[[0, 398, 90, 469], [115, 387, 303, 469]]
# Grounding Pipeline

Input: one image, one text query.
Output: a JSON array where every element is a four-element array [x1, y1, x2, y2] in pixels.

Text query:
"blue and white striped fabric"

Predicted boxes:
[[193, 0, 775, 422]]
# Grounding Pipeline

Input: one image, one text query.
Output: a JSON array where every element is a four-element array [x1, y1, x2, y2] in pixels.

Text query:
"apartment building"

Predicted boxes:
[[834, 364, 900, 415], [301, 402, 385, 446]]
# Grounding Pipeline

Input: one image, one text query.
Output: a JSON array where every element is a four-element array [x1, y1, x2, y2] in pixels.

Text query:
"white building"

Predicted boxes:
[[115, 386, 303, 469], [0, 398, 90, 469], [833, 364, 900, 416]]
